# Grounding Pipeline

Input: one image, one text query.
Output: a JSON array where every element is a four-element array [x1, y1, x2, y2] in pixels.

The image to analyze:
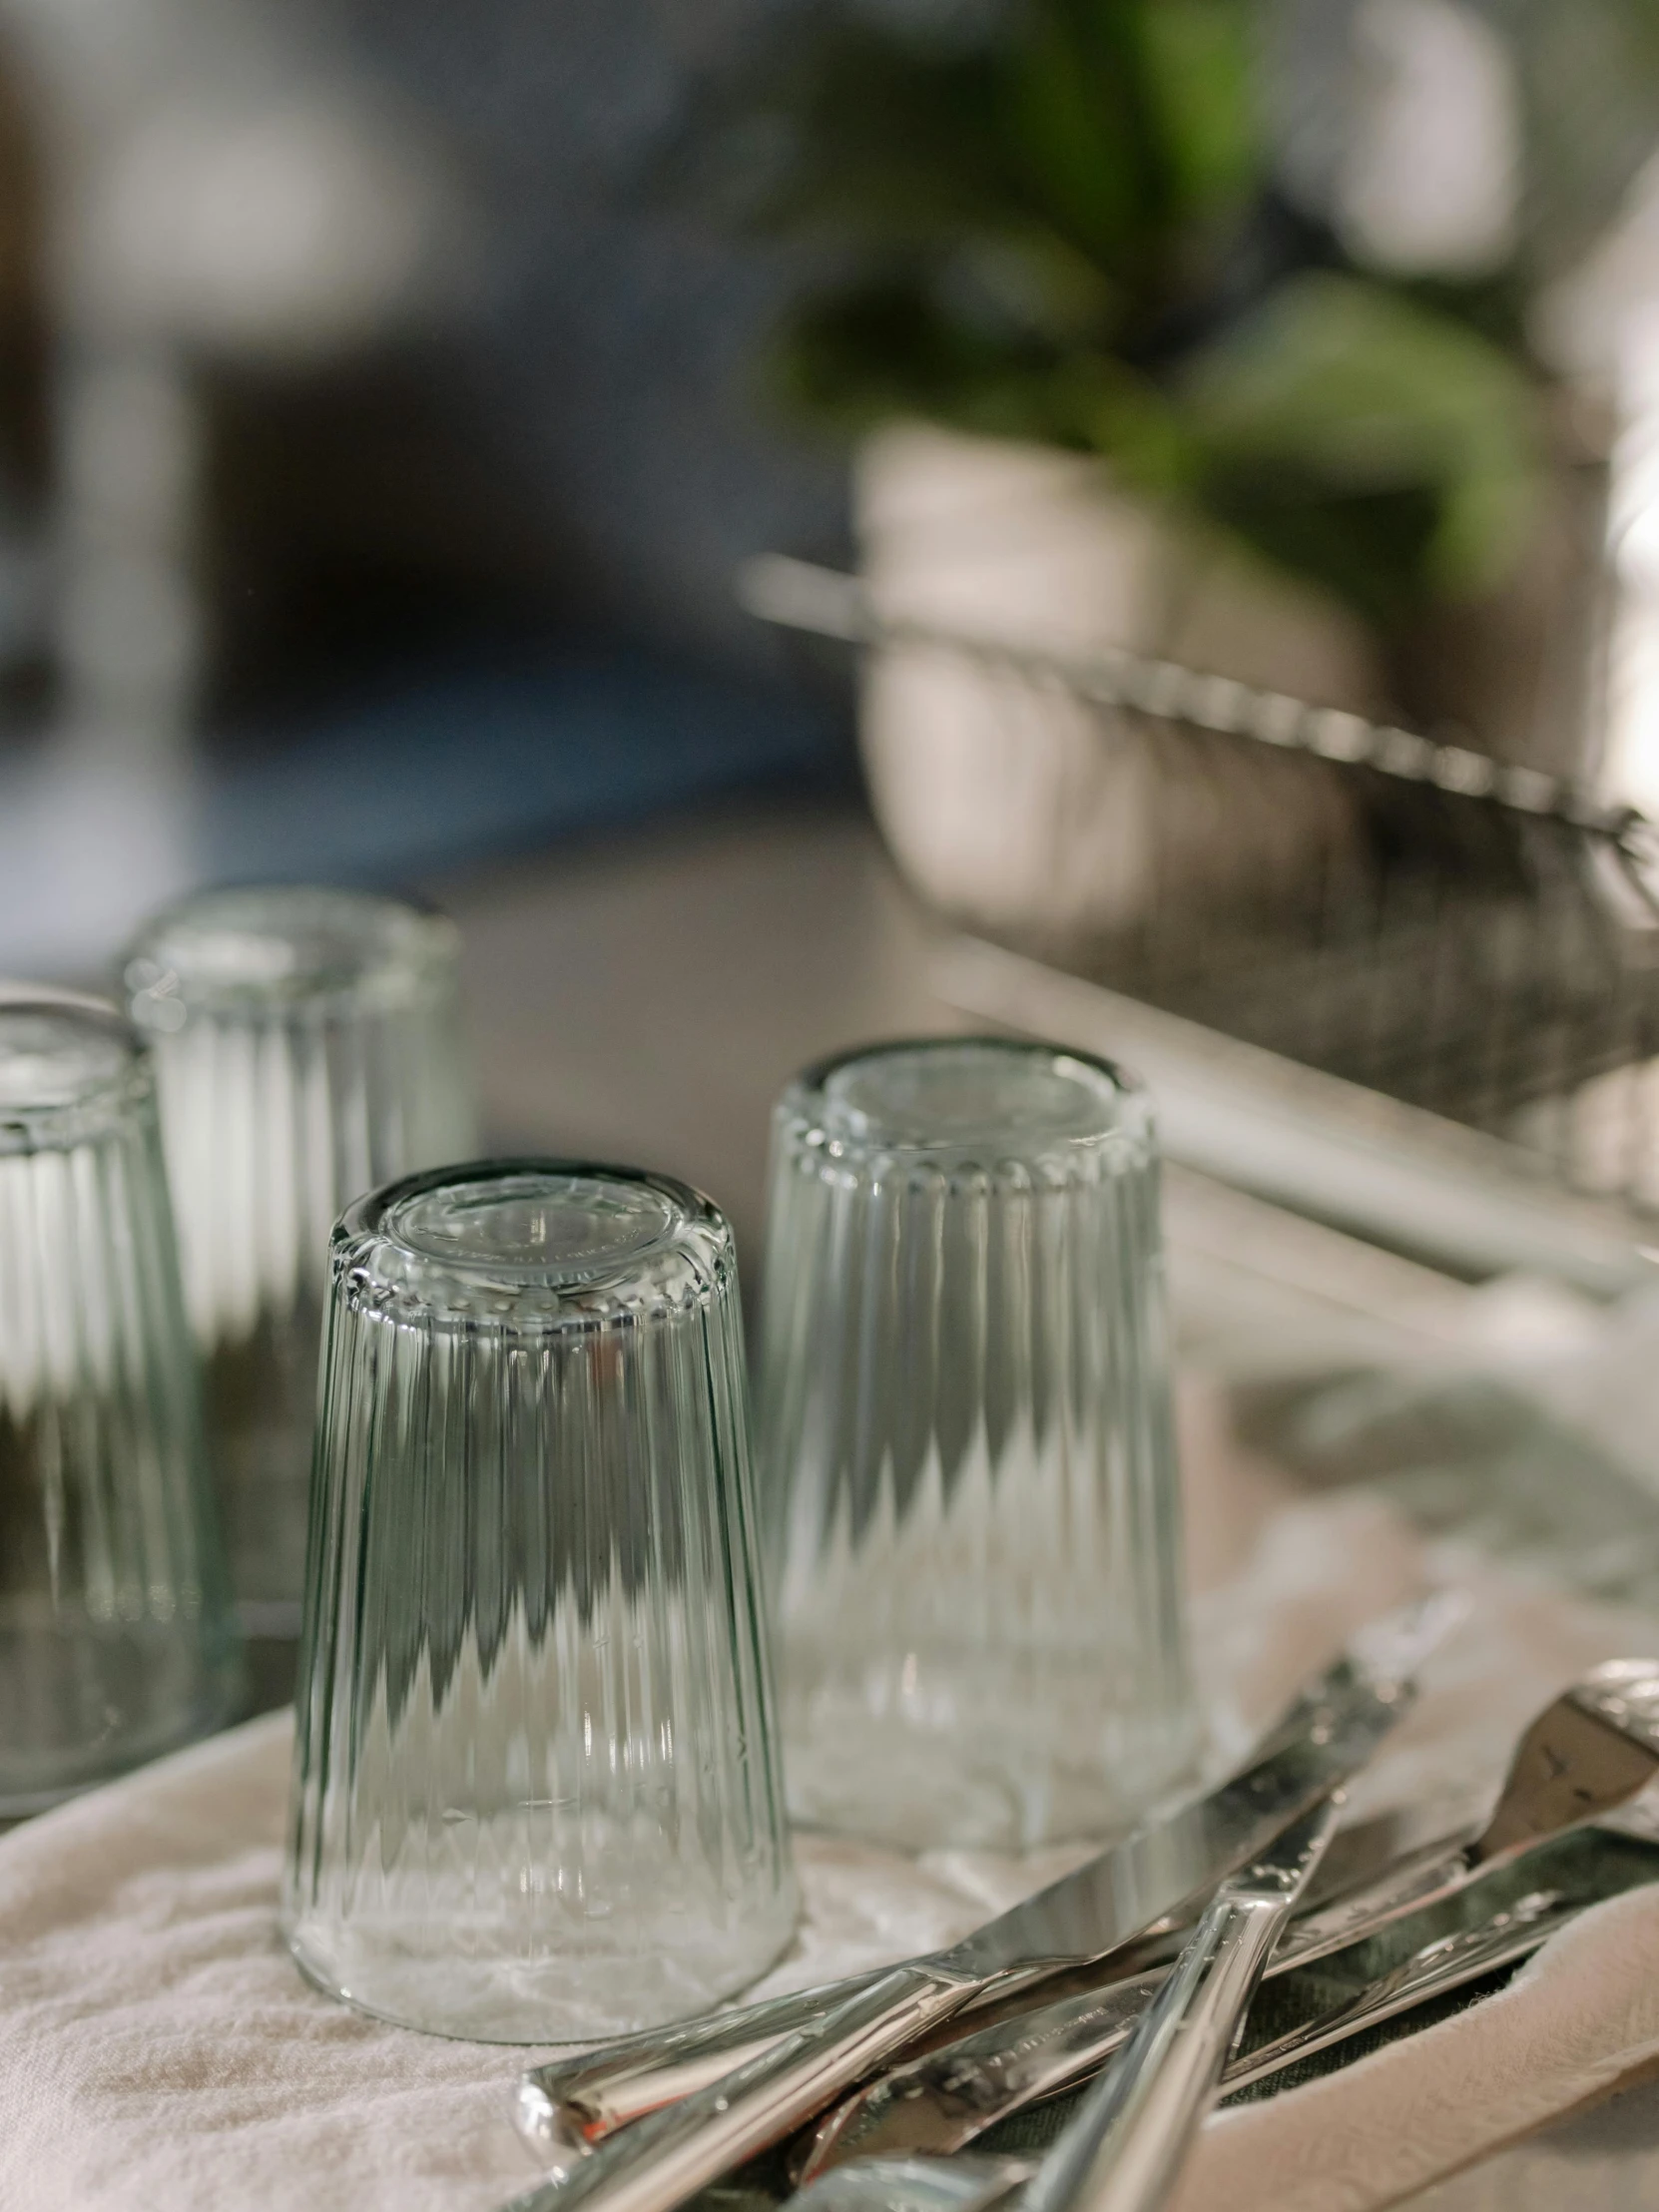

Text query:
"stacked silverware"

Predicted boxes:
[[497, 1632, 1659, 2212]]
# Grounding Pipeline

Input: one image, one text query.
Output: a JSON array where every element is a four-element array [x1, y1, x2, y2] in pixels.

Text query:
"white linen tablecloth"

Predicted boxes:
[[6, 1383, 1659, 2212]]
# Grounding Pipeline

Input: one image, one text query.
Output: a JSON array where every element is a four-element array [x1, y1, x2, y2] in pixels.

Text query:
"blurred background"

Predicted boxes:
[[0, 0, 864, 980], [12, 0, 1659, 1244]]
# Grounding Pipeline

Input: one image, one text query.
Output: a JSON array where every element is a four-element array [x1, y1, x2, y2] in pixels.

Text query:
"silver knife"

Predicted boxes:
[[1017, 1796, 1343, 2212], [797, 1839, 1626, 2179], [515, 1778, 1489, 2170], [785, 1882, 1584, 2210], [501, 1607, 1435, 2212], [795, 1654, 1659, 2178], [513, 1605, 1450, 2172]]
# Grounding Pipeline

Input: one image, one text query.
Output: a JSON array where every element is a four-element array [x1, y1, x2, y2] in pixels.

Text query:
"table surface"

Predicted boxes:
[[442, 794, 1474, 1358], [44, 792, 1655, 2208]]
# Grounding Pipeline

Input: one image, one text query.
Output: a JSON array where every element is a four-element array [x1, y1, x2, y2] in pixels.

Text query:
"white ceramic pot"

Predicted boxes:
[[855, 423, 1385, 949]]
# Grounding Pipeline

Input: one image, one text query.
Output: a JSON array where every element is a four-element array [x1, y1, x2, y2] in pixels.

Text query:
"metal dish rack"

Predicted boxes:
[[744, 554, 1659, 1282]]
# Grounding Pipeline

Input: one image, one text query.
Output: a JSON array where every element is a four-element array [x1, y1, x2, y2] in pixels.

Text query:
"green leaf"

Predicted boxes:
[[1063, 355, 1199, 493], [768, 276, 1069, 445], [1139, 0, 1262, 219], [1176, 272, 1547, 607], [937, 229, 1121, 344], [700, 4, 1561, 631], [1002, 1, 1154, 266], [998, 0, 1261, 281]]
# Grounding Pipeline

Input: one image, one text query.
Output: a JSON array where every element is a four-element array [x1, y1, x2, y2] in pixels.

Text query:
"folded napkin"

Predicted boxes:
[[4, 1387, 1659, 2212]]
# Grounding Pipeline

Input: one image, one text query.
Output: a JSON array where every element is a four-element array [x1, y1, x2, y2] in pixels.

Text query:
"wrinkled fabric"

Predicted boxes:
[[2, 1395, 1658, 2212]]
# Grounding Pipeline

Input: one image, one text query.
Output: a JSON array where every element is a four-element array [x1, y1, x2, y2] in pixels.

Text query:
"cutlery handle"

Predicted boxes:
[[804, 1878, 1588, 2176], [514, 1973, 893, 2171], [1273, 1842, 1472, 1971], [794, 1889, 1570, 2212], [794, 1855, 1471, 2183], [796, 1889, 1569, 2212], [513, 1964, 984, 2212], [797, 1974, 1166, 2181], [1225, 1890, 1572, 2091], [794, 2154, 1037, 2212], [524, 1831, 1444, 2174], [1022, 1893, 1289, 2212], [795, 1888, 1573, 2212]]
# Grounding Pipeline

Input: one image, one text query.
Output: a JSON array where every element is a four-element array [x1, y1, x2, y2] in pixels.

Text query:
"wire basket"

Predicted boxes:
[[744, 555, 1659, 1225]]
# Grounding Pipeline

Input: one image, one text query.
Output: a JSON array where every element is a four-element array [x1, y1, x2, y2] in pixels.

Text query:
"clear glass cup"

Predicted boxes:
[[758, 1036, 1198, 1852], [282, 1158, 797, 2042], [121, 885, 476, 1630], [0, 989, 241, 1813]]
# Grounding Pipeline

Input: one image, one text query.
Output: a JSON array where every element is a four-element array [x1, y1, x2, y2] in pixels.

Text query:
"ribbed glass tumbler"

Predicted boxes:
[[282, 1160, 797, 2041], [122, 885, 475, 1628], [0, 991, 240, 1813], [759, 1037, 1198, 1852]]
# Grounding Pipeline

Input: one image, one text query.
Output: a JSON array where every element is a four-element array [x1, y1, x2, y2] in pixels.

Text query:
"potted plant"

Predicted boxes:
[[692, 0, 1658, 946]]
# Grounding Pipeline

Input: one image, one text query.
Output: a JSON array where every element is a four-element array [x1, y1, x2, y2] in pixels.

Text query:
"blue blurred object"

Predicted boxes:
[[202, 652, 850, 882], [0, 652, 849, 977]]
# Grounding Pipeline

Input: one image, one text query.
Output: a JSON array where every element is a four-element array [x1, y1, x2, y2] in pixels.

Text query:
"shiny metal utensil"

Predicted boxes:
[[539, 1752, 1488, 2148], [502, 1614, 1432, 2212], [1271, 1655, 1659, 1970], [791, 2153, 1034, 2212], [797, 1657, 1659, 2176], [515, 1784, 1487, 2169], [798, 1876, 1587, 2175], [524, 1633, 1659, 2191], [1226, 1884, 1576, 2090], [1015, 1796, 1342, 2212], [788, 1883, 1587, 2208], [513, 1607, 1440, 2174]]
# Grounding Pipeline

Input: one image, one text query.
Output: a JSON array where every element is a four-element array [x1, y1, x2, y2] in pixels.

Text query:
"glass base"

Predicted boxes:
[[0, 1620, 243, 1815], [781, 1671, 1201, 1853], [282, 1881, 799, 2043]]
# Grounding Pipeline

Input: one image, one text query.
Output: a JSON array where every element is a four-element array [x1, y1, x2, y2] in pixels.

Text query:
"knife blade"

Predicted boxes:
[[794, 1655, 1659, 2179], [514, 1775, 1490, 2171], [501, 1605, 1437, 2212]]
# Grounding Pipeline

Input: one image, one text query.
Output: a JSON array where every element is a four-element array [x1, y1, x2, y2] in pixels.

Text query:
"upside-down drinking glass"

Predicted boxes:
[[282, 1159, 797, 2041], [758, 1036, 1198, 1852], [122, 885, 476, 1628], [0, 990, 240, 1812]]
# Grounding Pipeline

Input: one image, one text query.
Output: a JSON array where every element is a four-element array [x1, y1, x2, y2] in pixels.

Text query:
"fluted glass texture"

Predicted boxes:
[[283, 1160, 796, 2042], [759, 1038, 1197, 1851], [122, 886, 476, 1625], [0, 992, 240, 1812]]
